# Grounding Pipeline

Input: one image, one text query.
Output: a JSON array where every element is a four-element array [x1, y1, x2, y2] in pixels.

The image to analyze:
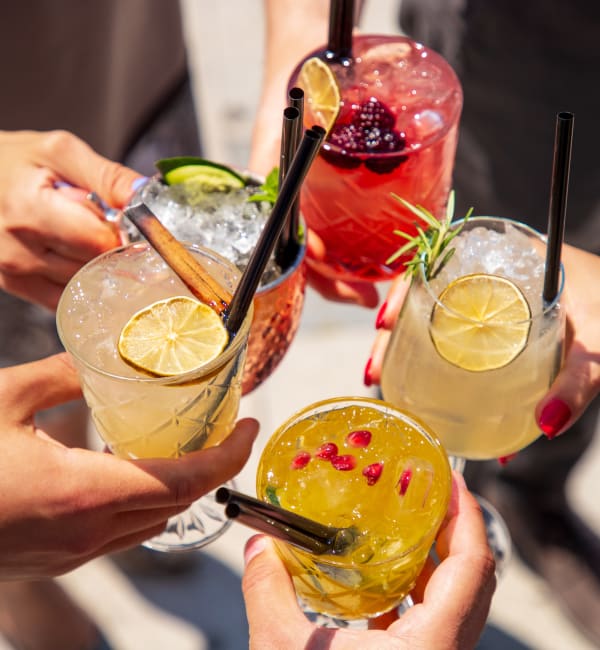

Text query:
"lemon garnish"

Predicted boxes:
[[118, 296, 229, 377], [430, 274, 531, 372], [297, 57, 341, 133]]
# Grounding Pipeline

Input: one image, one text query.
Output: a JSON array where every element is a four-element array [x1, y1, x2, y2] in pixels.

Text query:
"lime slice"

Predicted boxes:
[[296, 57, 341, 134], [118, 296, 229, 377], [155, 157, 245, 190], [430, 274, 531, 372]]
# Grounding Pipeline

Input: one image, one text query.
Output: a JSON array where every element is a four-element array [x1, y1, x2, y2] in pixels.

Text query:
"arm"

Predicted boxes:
[[0, 353, 258, 580], [250, 1, 378, 307]]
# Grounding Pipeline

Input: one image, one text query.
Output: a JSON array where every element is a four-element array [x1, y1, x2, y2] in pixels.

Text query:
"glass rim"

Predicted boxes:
[[130, 173, 307, 293], [56, 241, 254, 385], [293, 33, 463, 159], [419, 215, 565, 326], [258, 395, 451, 567]]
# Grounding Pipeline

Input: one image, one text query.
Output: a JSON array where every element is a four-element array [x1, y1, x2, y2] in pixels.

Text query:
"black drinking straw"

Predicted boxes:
[[275, 100, 304, 269], [325, 0, 355, 63], [216, 487, 358, 555], [543, 112, 574, 304], [225, 126, 325, 335]]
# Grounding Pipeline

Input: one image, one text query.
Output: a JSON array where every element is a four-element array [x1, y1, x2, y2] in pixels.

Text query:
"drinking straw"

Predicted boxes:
[[326, 0, 355, 62], [216, 487, 358, 555], [275, 104, 303, 269], [225, 126, 326, 335], [124, 203, 232, 315], [543, 111, 574, 304]]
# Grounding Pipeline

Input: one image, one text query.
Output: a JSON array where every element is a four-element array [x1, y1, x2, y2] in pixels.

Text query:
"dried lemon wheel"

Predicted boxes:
[[118, 296, 229, 377], [430, 274, 531, 372], [297, 57, 341, 133]]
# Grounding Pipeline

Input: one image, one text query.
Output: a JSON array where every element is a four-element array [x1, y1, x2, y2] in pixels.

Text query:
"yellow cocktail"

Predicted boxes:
[[256, 397, 451, 620], [57, 241, 254, 549], [381, 217, 565, 459]]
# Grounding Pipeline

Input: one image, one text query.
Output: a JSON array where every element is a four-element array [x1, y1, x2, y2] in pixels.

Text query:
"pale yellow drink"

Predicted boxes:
[[256, 397, 451, 620], [381, 217, 565, 460], [56, 242, 253, 460]]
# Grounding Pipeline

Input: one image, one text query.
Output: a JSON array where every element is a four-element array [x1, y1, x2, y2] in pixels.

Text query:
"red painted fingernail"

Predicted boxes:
[[538, 399, 571, 439], [498, 453, 518, 466], [375, 301, 388, 329], [363, 357, 373, 387]]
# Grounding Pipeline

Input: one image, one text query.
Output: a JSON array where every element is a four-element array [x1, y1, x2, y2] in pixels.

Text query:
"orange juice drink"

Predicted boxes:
[[256, 397, 451, 620]]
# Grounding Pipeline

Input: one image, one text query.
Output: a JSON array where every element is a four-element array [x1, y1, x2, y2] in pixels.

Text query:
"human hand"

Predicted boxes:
[[242, 472, 496, 650], [0, 353, 259, 580], [305, 229, 380, 307], [363, 273, 411, 386], [0, 130, 142, 309], [534, 243, 600, 438]]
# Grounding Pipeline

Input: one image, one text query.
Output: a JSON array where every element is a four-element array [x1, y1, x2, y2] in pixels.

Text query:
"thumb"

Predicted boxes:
[[0, 353, 83, 422], [242, 536, 312, 648]]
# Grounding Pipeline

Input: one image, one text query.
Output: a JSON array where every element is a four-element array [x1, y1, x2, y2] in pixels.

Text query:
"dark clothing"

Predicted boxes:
[[1, 0, 201, 366], [399, 0, 600, 490]]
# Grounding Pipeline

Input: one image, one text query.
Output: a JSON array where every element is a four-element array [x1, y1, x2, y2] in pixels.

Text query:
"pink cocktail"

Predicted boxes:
[[291, 34, 463, 283]]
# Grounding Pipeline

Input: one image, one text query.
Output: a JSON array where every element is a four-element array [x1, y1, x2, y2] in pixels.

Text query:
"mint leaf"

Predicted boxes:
[[247, 167, 279, 205]]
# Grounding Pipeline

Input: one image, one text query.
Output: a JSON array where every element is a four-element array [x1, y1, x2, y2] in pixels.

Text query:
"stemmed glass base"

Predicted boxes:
[[142, 480, 236, 553], [450, 456, 512, 577]]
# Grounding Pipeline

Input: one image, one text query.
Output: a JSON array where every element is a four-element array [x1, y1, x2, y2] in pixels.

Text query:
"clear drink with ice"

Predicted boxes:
[[381, 217, 565, 459]]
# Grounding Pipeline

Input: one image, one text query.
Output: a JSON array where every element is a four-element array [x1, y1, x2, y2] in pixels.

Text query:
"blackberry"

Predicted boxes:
[[352, 98, 396, 131], [321, 123, 364, 169], [328, 123, 365, 152]]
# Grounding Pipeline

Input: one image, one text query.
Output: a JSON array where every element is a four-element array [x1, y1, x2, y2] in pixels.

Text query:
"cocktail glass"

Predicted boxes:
[[256, 396, 451, 625], [56, 241, 254, 551], [127, 174, 306, 394], [290, 34, 463, 282], [381, 216, 566, 573]]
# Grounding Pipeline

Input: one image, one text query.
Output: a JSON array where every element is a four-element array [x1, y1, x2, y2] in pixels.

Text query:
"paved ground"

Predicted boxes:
[[3, 2, 599, 648]]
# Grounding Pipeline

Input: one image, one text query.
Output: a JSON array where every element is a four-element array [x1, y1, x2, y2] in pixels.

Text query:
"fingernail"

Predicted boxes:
[[131, 176, 150, 192], [244, 535, 267, 565], [498, 453, 518, 466], [363, 357, 373, 387], [538, 399, 571, 439], [375, 301, 388, 329]]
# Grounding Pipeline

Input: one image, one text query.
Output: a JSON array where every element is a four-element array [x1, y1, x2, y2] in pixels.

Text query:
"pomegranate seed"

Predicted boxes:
[[291, 451, 311, 469], [346, 429, 372, 447], [316, 442, 338, 460], [362, 462, 383, 485], [331, 455, 357, 471], [398, 468, 412, 495]]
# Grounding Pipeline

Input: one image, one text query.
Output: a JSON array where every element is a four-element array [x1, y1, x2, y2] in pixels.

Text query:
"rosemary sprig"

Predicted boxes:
[[386, 191, 473, 280]]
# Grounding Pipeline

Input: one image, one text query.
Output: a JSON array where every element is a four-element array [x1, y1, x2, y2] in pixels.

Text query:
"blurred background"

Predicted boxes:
[[2, 1, 598, 648]]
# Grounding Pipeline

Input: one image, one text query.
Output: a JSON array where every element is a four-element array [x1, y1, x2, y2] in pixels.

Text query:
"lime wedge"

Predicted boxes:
[[155, 157, 245, 191], [118, 296, 229, 377], [430, 273, 531, 372], [296, 57, 341, 134]]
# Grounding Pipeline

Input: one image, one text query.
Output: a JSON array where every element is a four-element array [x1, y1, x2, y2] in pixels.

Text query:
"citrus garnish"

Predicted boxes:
[[155, 157, 245, 191], [296, 57, 341, 133], [430, 273, 531, 372], [118, 296, 229, 377]]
